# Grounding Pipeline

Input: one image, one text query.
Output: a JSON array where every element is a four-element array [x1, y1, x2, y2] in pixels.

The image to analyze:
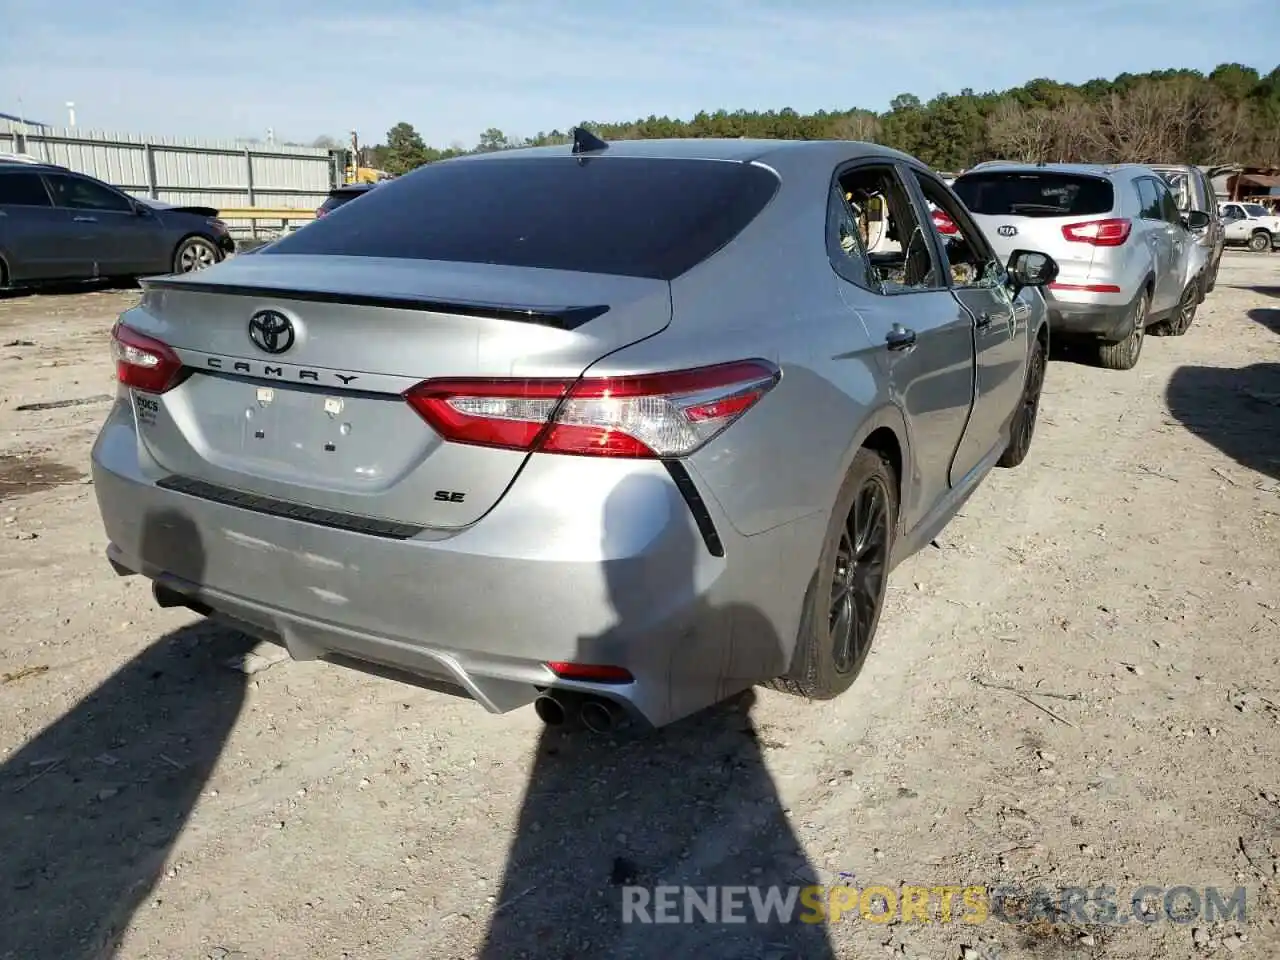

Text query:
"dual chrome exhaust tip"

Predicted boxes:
[[534, 689, 628, 734]]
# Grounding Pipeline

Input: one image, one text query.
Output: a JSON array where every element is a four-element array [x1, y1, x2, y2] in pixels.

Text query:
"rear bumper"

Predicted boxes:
[[91, 399, 817, 728], [1044, 298, 1133, 341]]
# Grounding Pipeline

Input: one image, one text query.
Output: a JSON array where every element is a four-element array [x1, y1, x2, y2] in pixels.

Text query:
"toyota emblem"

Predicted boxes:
[[997, 225, 1018, 237], [248, 310, 295, 355]]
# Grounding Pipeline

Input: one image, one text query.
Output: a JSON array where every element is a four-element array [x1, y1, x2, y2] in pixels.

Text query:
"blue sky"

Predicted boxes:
[[3, 0, 1277, 149]]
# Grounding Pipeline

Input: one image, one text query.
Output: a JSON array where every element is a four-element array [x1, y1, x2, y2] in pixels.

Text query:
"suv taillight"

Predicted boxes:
[[1062, 218, 1131, 246], [111, 323, 184, 394], [932, 209, 958, 236], [404, 360, 781, 459]]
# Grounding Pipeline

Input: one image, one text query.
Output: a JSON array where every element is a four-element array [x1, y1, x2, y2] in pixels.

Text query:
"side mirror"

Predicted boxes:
[[1183, 210, 1211, 231], [1005, 249, 1059, 296], [132, 202, 152, 218]]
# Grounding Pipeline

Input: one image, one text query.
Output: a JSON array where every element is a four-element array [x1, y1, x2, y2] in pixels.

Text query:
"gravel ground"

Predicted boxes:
[[1, 253, 1278, 960]]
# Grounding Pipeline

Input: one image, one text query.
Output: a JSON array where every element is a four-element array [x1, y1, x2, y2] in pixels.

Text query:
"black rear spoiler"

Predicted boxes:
[[139, 276, 610, 331]]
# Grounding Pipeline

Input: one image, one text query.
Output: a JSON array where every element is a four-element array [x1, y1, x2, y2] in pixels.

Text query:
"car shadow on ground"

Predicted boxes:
[[0, 510, 253, 960], [1166, 362, 1280, 483], [1249, 307, 1280, 335], [478, 475, 837, 960], [1046, 337, 1105, 369], [0, 278, 139, 301]]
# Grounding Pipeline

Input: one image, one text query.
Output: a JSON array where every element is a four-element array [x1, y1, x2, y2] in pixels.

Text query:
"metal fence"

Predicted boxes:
[[0, 125, 341, 236]]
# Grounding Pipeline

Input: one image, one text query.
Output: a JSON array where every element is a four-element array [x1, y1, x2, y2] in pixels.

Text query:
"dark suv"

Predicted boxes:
[[0, 160, 234, 290], [316, 182, 377, 218]]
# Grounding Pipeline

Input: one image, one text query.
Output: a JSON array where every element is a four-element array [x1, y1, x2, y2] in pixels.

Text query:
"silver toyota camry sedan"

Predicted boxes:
[[92, 131, 1058, 733]]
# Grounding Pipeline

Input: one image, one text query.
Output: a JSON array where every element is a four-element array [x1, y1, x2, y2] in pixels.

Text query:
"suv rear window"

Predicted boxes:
[[267, 156, 781, 280], [953, 172, 1114, 218]]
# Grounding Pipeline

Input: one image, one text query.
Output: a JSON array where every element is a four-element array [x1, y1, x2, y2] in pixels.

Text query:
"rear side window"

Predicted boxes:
[[952, 172, 1114, 218], [266, 156, 781, 280], [0, 172, 52, 207]]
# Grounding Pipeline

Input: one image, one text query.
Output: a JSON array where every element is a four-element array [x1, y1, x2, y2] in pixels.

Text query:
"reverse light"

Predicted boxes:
[[110, 323, 184, 393], [404, 359, 781, 459], [1061, 218, 1131, 247]]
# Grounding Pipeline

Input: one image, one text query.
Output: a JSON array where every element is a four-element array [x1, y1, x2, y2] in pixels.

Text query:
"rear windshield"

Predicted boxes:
[[953, 172, 1114, 218], [266, 156, 781, 280]]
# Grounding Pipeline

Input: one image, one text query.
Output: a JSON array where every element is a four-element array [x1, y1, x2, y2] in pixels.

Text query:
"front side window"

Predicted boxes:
[[1153, 180, 1182, 224], [44, 174, 135, 213], [831, 165, 940, 294]]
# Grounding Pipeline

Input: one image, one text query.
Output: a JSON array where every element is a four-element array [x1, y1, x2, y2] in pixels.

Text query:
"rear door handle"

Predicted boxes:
[[886, 325, 917, 351], [73, 216, 98, 223]]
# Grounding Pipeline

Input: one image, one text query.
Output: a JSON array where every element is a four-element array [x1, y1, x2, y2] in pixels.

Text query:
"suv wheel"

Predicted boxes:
[[1153, 282, 1198, 337], [1249, 230, 1272, 253], [1098, 289, 1148, 370]]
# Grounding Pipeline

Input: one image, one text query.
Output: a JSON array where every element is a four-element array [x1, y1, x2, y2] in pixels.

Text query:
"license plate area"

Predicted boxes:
[[239, 383, 399, 481]]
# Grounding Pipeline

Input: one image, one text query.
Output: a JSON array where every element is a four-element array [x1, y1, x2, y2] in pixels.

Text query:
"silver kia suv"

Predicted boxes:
[[953, 163, 1211, 370]]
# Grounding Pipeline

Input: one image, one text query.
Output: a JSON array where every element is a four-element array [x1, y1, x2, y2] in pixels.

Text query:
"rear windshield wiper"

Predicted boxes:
[[1007, 203, 1068, 214]]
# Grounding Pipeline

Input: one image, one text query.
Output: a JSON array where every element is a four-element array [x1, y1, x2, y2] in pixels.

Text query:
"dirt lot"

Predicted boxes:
[[1, 254, 1278, 960]]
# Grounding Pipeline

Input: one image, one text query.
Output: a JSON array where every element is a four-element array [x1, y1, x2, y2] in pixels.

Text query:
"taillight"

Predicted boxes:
[[404, 359, 781, 459], [110, 322, 184, 393], [315, 207, 327, 217], [932, 209, 958, 236], [546, 662, 634, 684], [1061, 218, 1131, 246]]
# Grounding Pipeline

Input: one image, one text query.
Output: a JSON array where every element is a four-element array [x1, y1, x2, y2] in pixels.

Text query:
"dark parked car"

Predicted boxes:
[[315, 182, 377, 218], [0, 160, 234, 290]]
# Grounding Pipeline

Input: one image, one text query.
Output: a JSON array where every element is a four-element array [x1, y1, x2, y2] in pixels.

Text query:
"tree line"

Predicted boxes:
[[358, 62, 1280, 176]]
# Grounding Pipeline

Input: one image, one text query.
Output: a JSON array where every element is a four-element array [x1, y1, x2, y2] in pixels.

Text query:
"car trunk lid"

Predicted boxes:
[[123, 254, 672, 529]]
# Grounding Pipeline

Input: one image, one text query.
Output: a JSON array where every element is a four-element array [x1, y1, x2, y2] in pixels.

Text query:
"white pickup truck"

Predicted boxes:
[[1220, 201, 1280, 252]]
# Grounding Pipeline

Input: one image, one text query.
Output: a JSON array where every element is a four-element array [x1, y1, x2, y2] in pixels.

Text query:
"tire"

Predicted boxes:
[[768, 448, 898, 700], [1249, 230, 1272, 253], [1152, 281, 1198, 337], [997, 331, 1047, 468], [1097, 288, 1148, 370], [172, 236, 220, 274]]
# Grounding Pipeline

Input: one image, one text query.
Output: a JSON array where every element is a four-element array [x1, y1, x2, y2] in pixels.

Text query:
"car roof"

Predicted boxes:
[[441, 137, 923, 171], [0, 158, 68, 174]]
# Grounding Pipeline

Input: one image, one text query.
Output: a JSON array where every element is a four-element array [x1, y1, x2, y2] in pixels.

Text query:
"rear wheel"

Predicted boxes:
[[1098, 288, 1147, 371], [173, 236, 219, 274], [768, 448, 897, 700], [1249, 230, 1272, 253], [997, 332, 1046, 468], [1152, 281, 1199, 337]]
